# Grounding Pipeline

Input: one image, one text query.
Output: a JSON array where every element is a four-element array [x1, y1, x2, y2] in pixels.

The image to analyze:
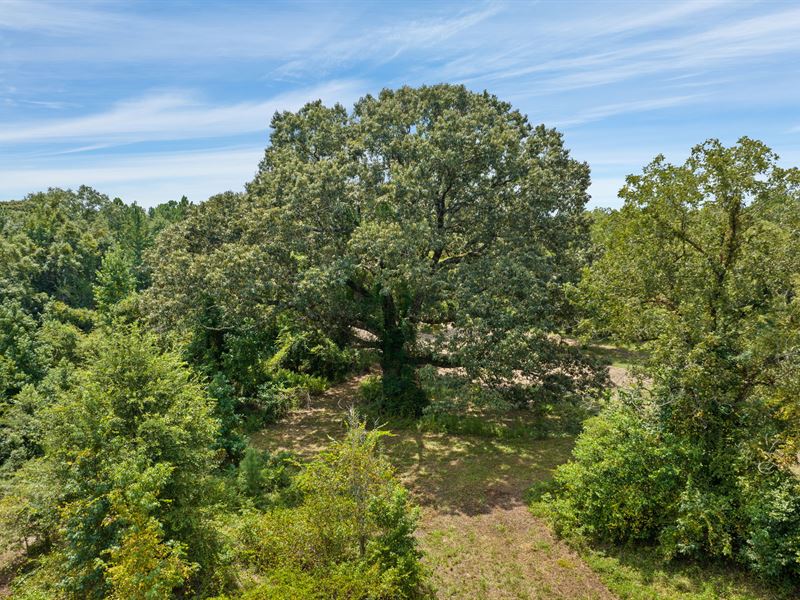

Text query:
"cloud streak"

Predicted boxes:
[[1, 1, 798, 209], [0, 146, 264, 202], [553, 95, 704, 127], [0, 81, 366, 146]]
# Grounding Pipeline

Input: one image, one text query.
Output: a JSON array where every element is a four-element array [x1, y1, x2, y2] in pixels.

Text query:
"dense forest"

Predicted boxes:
[[0, 85, 798, 599]]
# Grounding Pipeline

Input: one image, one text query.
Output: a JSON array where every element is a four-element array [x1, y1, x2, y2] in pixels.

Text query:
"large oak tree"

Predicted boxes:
[[149, 85, 598, 414]]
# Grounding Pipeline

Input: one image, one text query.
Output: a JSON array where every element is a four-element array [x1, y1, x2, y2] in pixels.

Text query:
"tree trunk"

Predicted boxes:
[[379, 293, 426, 416]]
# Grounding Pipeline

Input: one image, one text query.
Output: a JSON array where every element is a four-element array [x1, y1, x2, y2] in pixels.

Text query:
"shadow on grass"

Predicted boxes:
[[579, 542, 797, 600], [251, 375, 577, 517], [384, 428, 574, 516]]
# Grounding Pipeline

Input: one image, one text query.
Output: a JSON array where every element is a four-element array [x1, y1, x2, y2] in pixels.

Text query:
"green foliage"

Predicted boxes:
[[268, 325, 362, 382], [146, 85, 598, 415], [740, 475, 800, 580], [207, 373, 246, 464], [0, 187, 191, 479], [105, 511, 195, 600], [548, 400, 682, 542], [236, 447, 299, 508], [93, 245, 136, 317], [0, 299, 44, 400], [236, 412, 425, 598], [6, 326, 224, 598], [238, 447, 264, 499], [558, 138, 800, 584], [358, 374, 385, 406]]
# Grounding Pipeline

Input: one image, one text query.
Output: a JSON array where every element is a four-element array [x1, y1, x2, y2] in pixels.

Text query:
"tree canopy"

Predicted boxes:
[[553, 138, 800, 581], [148, 84, 599, 414]]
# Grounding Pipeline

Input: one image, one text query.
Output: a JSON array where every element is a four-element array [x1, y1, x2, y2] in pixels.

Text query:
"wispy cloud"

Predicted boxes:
[[444, 5, 800, 93], [0, 0, 118, 34], [269, 2, 500, 79], [0, 81, 366, 146], [0, 146, 264, 202], [553, 95, 704, 127], [1, 1, 798, 209]]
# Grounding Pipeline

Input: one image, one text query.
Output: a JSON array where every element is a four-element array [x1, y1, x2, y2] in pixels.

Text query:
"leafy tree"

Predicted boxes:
[[21, 326, 223, 598], [7, 188, 111, 309], [93, 245, 137, 317], [558, 138, 800, 580], [147, 195, 192, 236], [148, 85, 598, 414], [0, 300, 44, 400]]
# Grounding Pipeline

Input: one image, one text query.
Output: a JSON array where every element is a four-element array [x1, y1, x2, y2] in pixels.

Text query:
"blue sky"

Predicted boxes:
[[1, 0, 799, 209]]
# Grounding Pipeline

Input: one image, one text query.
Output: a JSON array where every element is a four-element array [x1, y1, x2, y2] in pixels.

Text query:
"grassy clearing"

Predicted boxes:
[[252, 375, 794, 599], [253, 377, 613, 599]]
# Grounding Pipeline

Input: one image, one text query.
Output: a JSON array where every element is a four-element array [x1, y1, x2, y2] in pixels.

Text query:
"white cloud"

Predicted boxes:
[[553, 94, 703, 127], [269, 2, 501, 78], [0, 146, 264, 206], [446, 5, 800, 94], [0, 0, 118, 33], [0, 80, 366, 145]]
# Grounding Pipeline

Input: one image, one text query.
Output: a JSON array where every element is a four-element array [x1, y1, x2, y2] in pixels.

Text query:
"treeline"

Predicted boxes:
[[0, 85, 798, 597]]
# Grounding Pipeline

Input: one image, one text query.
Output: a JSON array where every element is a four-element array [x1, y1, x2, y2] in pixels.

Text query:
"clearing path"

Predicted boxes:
[[252, 377, 614, 600]]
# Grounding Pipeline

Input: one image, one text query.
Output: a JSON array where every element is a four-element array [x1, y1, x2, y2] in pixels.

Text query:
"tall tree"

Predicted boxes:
[[561, 138, 800, 576], [35, 327, 220, 598], [149, 85, 597, 414]]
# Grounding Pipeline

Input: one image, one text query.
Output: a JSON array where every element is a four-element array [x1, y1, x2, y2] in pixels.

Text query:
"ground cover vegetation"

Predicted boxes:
[[0, 85, 797, 598]]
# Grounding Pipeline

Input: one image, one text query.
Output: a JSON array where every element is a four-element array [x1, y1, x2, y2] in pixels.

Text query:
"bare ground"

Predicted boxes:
[[253, 377, 614, 600]]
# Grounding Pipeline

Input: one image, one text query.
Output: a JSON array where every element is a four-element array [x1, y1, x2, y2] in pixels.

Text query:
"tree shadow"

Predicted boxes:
[[384, 428, 574, 516], [253, 375, 576, 516], [585, 542, 796, 600]]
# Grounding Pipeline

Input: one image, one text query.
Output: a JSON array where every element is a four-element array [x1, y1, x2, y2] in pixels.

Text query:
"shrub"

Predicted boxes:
[[268, 326, 360, 382], [207, 373, 246, 464], [359, 373, 427, 419], [549, 398, 682, 542], [236, 412, 425, 598], [249, 382, 296, 427], [659, 484, 735, 560], [740, 473, 800, 580], [359, 374, 384, 406], [237, 447, 300, 508]]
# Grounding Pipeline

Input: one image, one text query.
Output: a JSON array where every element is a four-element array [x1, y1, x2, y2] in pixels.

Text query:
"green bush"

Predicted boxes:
[[269, 326, 361, 381], [359, 373, 428, 419], [239, 562, 413, 600], [237, 447, 300, 508], [4, 327, 227, 598], [358, 374, 384, 406], [547, 390, 800, 584], [270, 367, 328, 396], [236, 412, 426, 599], [250, 382, 296, 427], [741, 474, 800, 580], [207, 373, 246, 464], [659, 484, 735, 560], [549, 399, 682, 543]]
